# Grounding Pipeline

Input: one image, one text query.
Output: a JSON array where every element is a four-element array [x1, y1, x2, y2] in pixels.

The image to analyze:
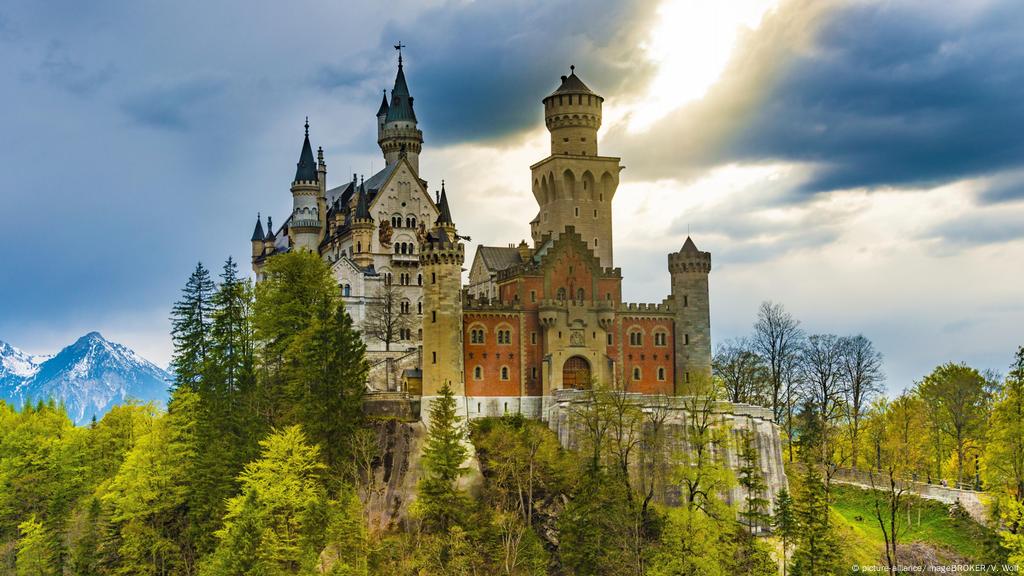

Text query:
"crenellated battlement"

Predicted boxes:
[[668, 250, 711, 274], [618, 301, 674, 315]]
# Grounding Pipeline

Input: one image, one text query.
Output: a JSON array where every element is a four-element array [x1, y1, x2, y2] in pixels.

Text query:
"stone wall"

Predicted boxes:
[[545, 390, 788, 519]]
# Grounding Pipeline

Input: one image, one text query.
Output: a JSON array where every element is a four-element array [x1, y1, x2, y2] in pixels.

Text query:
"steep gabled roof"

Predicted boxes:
[[476, 246, 522, 273], [355, 179, 371, 219], [435, 181, 453, 225]]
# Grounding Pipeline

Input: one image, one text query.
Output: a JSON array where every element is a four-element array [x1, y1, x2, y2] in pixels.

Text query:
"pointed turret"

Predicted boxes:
[[376, 90, 390, 117], [351, 176, 375, 269], [378, 50, 423, 172], [435, 180, 453, 226], [294, 118, 318, 183], [291, 118, 322, 251], [251, 213, 265, 259], [681, 236, 699, 253]]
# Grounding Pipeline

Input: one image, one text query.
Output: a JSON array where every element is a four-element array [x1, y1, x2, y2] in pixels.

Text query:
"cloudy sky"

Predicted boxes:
[[1, 0, 1022, 392]]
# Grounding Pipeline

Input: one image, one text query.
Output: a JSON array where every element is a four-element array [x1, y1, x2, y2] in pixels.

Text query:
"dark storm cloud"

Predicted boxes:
[[315, 0, 660, 144], [121, 78, 225, 130], [609, 0, 1024, 199], [735, 1, 1024, 195]]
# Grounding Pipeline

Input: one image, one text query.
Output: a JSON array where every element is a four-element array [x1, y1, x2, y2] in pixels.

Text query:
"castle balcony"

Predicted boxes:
[[391, 252, 420, 264], [596, 301, 615, 328], [538, 299, 565, 327]]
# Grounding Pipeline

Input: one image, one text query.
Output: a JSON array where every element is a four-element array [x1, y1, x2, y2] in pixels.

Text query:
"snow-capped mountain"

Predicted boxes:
[[0, 332, 171, 425]]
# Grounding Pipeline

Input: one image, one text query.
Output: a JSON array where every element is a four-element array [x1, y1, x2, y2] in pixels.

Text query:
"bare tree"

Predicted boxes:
[[713, 338, 769, 405], [799, 334, 850, 474], [752, 301, 804, 425], [841, 335, 884, 470], [361, 282, 413, 352]]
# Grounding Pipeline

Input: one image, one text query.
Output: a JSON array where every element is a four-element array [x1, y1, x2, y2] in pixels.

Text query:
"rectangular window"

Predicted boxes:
[[574, 207, 580, 218], [432, 311, 437, 323], [684, 295, 688, 307], [531, 367, 538, 379], [593, 209, 598, 218], [531, 332, 537, 345], [685, 334, 690, 345], [432, 352, 437, 364], [530, 290, 536, 303], [607, 334, 613, 346]]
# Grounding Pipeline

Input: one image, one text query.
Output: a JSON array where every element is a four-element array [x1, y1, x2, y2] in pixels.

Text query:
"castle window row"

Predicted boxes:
[[628, 328, 670, 347], [390, 215, 418, 229], [472, 365, 511, 381], [394, 242, 416, 255], [631, 367, 668, 381], [469, 326, 514, 345]]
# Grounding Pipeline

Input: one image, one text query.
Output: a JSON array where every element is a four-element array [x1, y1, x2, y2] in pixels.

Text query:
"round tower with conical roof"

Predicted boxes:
[[291, 119, 322, 251], [668, 237, 713, 392], [531, 66, 621, 268], [379, 52, 423, 174]]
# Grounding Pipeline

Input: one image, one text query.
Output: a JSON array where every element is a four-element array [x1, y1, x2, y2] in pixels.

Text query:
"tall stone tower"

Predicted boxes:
[[378, 51, 423, 174], [290, 119, 322, 251], [530, 66, 621, 268], [668, 237, 712, 392], [419, 184, 465, 398]]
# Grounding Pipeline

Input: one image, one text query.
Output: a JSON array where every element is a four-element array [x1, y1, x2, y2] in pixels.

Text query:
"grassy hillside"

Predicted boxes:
[[829, 483, 1001, 563]]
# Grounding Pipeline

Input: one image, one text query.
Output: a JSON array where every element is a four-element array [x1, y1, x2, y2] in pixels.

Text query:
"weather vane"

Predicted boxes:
[[394, 41, 406, 65]]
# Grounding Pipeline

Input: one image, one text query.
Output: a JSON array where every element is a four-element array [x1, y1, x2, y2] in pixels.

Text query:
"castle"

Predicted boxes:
[[249, 54, 714, 419]]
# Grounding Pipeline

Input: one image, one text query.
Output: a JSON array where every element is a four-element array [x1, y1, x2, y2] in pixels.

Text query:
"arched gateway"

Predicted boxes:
[[562, 356, 591, 390]]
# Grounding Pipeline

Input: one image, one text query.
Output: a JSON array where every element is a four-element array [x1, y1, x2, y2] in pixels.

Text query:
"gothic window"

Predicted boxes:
[[658, 367, 666, 381], [654, 331, 667, 347], [497, 328, 512, 345], [500, 366, 510, 380], [470, 327, 485, 344], [633, 367, 641, 381], [629, 330, 643, 347], [474, 366, 482, 380]]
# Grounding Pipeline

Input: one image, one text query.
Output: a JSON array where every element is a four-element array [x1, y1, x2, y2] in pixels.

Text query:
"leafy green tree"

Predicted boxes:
[[170, 262, 215, 390], [918, 363, 989, 487], [102, 389, 199, 576], [202, 425, 338, 576], [253, 251, 368, 474], [16, 515, 56, 576], [416, 382, 471, 534], [986, 346, 1024, 548]]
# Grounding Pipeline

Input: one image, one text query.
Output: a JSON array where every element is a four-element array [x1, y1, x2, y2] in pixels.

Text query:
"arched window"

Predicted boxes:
[[343, 284, 351, 297], [633, 367, 641, 381], [500, 366, 509, 380], [576, 288, 585, 301], [417, 301, 422, 314], [394, 244, 400, 254], [629, 329, 643, 346], [557, 287, 567, 301], [496, 327, 512, 345], [657, 367, 666, 381], [654, 331, 668, 347], [469, 326, 485, 345], [474, 366, 483, 380], [400, 300, 410, 314]]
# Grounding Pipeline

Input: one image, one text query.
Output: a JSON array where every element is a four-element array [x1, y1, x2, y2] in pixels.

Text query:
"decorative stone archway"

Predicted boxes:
[[562, 356, 591, 390]]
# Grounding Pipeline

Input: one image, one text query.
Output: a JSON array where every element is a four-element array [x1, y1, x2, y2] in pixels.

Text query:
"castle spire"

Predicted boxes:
[[250, 213, 265, 242], [435, 180, 453, 225], [376, 89, 389, 117], [355, 176, 371, 220], [294, 118, 318, 183]]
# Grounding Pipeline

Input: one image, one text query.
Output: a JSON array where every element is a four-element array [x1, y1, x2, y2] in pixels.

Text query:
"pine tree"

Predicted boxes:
[[170, 262, 215, 391], [773, 488, 796, 576], [789, 414, 843, 576], [202, 425, 332, 576], [737, 431, 771, 534], [16, 515, 56, 576], [417, 382, 471, 533]]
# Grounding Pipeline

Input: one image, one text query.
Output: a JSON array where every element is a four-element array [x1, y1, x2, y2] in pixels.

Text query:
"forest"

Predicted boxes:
[[1, 250, 1022, 574]]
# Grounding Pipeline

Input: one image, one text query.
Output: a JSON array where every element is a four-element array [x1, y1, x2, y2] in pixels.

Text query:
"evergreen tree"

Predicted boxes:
[[170, 262, 215, 391], [790, 410, 843, 576], [16, 515, 56, 576], [737, 431, 771, 534], [202, 425, 335, 576], [416, 382, 471, 533], [772, 488, 796, 576]]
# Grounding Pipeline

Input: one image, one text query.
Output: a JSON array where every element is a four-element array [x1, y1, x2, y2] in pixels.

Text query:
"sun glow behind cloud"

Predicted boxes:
[[620, 0, 779, 132]]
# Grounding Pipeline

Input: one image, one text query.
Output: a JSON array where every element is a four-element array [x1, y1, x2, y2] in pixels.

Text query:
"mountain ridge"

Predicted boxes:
[[0, 332, 171, 424]]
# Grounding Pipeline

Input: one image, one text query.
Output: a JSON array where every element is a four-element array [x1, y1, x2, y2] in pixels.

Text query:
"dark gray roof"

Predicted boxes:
[[294, 122, 318, 182], [384, 62, 417, 123], [264, 216, 276, 240], [355, 180, 371, 219], [477, 246, 522, 272], [251, 215, 264, 242], [681, 236, 700, 253], [435, 182, 453, 225], [376, 91, 389, 117], [549, 68, 594, 96]]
